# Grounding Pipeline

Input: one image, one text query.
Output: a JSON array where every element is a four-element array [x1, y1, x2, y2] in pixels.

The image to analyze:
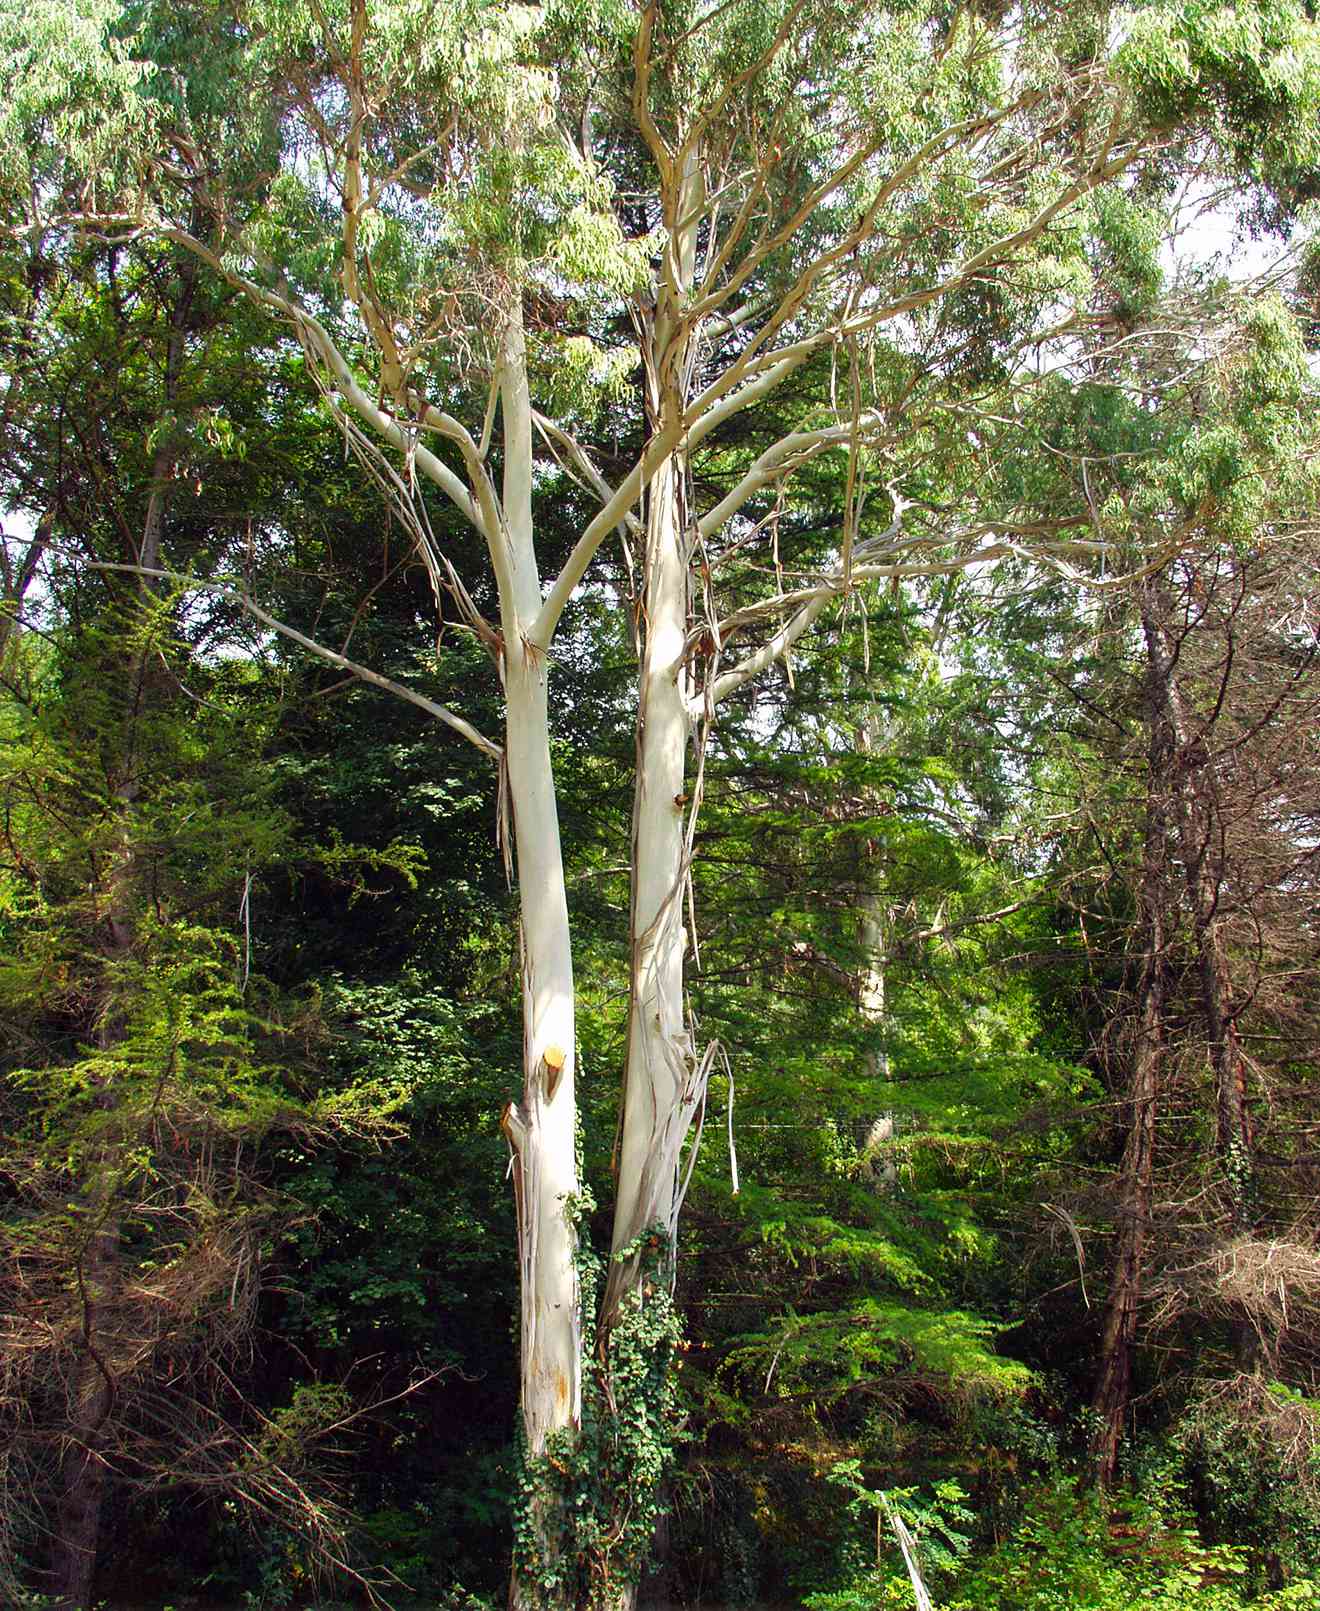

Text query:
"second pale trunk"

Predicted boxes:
[[605, 155, 702, 1321]]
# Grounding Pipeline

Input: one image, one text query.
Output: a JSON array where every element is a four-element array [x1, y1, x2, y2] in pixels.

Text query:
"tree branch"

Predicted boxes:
[[69, 559, 502, 762], [151, 228, 487, 537], [531, 411, 643, 540], [529, 422, 683, 647], [697, 414, 887, 539]]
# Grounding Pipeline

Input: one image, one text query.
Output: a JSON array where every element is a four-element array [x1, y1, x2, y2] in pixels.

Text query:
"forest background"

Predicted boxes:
[[3, 1, 1320, 1609]]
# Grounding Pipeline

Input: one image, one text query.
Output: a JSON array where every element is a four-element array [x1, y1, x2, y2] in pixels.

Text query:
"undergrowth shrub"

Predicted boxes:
[[806, 1473, 1320, 1611]]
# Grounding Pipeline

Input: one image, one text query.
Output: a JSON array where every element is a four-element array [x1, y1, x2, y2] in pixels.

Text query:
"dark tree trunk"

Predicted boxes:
[[0, 507, 54, 662], [1089, 956, 1163, 1485], [1141, 584, 1255, 1228], [48, 885, 131, 1608], [1141, 577, 1258, 1368], [50, 1212, 120, 1610], [1090, 633, 1171, 1486], [46, 261, 193, 1596], [138, 287, 190, 582]]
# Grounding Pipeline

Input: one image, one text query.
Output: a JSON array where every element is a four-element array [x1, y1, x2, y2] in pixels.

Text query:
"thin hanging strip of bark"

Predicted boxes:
[[723, 1045, 740, 1198], [882, 1496, 936, 1611]]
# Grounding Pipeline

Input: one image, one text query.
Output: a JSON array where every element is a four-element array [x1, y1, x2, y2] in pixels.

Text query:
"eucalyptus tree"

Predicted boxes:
[[6, 0, 1320, 1600]]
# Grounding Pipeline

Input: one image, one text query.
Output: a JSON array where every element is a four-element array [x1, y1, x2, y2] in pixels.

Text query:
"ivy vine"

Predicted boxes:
[[512, 1217, 684, 1611]]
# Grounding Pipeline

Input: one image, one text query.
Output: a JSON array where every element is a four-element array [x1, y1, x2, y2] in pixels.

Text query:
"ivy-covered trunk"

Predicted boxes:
[[593, 150, 706, 1611], [593, 442, 692, 1611]]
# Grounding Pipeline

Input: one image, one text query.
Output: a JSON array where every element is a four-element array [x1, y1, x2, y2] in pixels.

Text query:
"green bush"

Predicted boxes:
[[808, 1474, 1320, 1611]]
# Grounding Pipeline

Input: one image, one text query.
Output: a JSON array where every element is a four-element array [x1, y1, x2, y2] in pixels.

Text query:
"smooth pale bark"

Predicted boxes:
[[858, 903, 898, 1190], [855, 711, 896, 1190], [502, 627, 581, 1456], [146, 222, 584, 1595], [606, 155, 702, 1321], [492, 304, 581, 1611], [605, 445, 695, 1311]]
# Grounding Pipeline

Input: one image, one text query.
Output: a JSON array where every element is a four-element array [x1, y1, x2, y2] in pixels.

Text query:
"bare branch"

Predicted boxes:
[[147, 228, 487, 536], [67, 558, 502, 762], [702, 503, 1177, 708], [704, 586, 838, 707], [697, 413, 888, 539], [529, 421, 684, 647], [531, 411, 643, 540]]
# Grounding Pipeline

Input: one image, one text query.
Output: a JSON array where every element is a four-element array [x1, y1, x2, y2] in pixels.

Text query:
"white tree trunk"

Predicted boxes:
[[606, 154, 703, 1316], [608, 447, 695, 1299], [495, 303, 581, 1466], [858, 903, 897, 1189], [502, 648, 581, 1455]]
